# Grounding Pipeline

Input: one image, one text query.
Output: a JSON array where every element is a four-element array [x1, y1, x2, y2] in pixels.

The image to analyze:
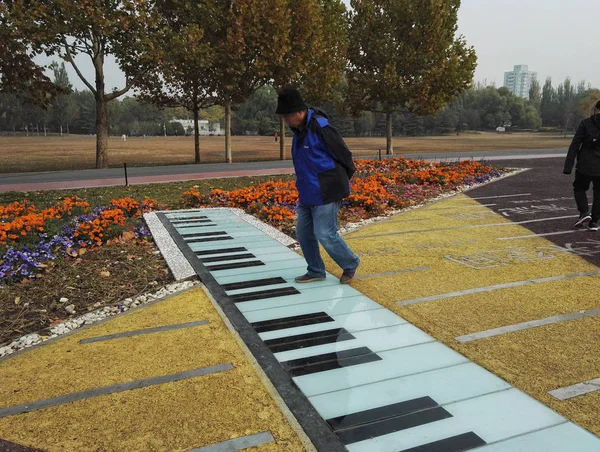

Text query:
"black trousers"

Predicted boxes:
[[573, 170, 600, 221]]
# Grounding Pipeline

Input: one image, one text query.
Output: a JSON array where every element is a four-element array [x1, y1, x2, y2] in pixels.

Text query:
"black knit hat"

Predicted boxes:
[[276, 88, 307, 114], [596, 100, 600, 110]]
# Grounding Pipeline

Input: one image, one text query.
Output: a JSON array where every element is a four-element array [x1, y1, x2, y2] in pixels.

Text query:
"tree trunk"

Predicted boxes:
[[95, 93, 109, 168], [93, 46, 109, 169], [60, 124, 63, 136], [386, 111, 393, 155], [193, 107, 201, 163], [44, 125, 47, 137], [66, 122, 70, 136], [280, 117, 286, 160], [225, 101, 232, 163]]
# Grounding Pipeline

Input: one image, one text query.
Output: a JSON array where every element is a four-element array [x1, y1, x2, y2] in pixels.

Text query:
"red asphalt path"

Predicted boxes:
[[0, 167, 296, 193]]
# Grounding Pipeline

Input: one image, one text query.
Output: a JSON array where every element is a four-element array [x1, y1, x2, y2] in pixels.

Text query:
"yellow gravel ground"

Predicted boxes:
[[323, 193, 600, 436], [0, 287, 306, 452]]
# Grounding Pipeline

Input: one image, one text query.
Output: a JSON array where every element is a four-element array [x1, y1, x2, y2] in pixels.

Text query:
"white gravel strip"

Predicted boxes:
[[144, 211, 195, 280], [0, 280, 198, 358]]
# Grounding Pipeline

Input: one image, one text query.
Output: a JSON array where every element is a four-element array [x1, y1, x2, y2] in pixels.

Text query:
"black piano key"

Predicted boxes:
[[266, 329, 355, 354], [287, 351, 382, 377], [337, 406, 453, 445], [230, 287, 300, 303], [194, 247, 247, 256], [181, 231, 228, 238], [251, 312, 334, 333], [327, 396, 438, 431], [282, 346, 371, 371], [205, 260, 264, 271], [222, 277, 286, 291], [400, 431, 486, 452], [186, 236, 234, 243], [200, 253, 255, 263], [169, 215, 208, 220]]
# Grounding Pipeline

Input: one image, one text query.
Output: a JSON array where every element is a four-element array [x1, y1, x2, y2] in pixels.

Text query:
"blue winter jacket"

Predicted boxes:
[[291, 108, 356, 206]]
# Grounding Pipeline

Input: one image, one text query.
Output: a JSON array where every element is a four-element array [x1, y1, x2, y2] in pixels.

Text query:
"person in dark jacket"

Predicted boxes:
[[564, 100, 600, 231], [276, 88, 360, 284]]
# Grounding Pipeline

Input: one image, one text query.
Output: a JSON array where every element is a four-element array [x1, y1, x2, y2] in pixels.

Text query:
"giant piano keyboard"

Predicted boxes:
[[155, 208, 600, 451]]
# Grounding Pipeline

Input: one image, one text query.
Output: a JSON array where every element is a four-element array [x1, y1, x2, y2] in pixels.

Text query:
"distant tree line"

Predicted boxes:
[[2, 0, 479, 167], [2, 65, 599, 141]]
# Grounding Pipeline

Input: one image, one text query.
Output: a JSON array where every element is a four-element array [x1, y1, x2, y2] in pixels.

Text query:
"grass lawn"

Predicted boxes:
[[0, 131, 571, 173]]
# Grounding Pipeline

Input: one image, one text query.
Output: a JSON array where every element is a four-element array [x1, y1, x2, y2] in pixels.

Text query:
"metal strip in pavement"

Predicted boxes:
[[468, 193, 531, 200], [497, 230, 579, 240], [0, 364, 233, 419], [396, 271, 600, 306], [347, 215, 578, 240], [420, 204, 497, 210], [549, 378, 600, 400], [455, 308, 600, 343], [79, 320, 209, 344], [188, 431, 275, 451], [354, 267, 430, 280]]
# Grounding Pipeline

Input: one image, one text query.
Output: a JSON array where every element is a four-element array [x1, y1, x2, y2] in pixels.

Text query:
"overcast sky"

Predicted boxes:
[[39, 0, 599, 93]]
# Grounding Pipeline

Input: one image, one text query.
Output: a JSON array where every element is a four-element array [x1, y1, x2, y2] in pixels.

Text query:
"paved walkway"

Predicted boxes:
[[0, 149, 565, 193]]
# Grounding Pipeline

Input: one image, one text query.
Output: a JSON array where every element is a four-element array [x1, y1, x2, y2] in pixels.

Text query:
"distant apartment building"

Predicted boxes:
[[503, 65, 537, 99]]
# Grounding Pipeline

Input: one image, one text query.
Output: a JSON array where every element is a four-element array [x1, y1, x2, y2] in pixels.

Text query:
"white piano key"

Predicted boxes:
[[197, 246, 293, 260], [236, 285, 366, 312], [309, 362, 510, 420], [203, 251, 303, 268], [187, 238, 278, 253], [258, 308, 403, 341], [188, 237, 286, 252], [176, 223, 256, 233], [473, 422, 600, 451], [294, 342, 470, 397], [345, 389, 566, 452], [242, 296, 383, 324], [225, 269, 359, 296], [215, 268, 339, 286], [273, 324, 433, 363], [206, 259, 307, 278], [217, 229, 268, 239]]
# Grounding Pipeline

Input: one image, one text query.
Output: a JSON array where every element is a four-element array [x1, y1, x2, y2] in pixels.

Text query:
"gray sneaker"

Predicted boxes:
[[295, 273, 326, 283], [575, 213, 592, 228]]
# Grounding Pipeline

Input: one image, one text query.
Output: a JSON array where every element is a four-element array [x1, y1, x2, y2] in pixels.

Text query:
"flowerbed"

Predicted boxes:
[[179, 157, 504, 233], [0, 157, 504, 286], [0, 196, 157, 283]]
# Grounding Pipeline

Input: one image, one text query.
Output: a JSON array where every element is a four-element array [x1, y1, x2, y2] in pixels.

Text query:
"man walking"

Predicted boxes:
[[276, 88, 360, 283], [564, 100, 600, 231]]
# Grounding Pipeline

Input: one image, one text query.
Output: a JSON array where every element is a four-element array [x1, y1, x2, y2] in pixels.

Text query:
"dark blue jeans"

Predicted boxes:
[[573, 171, 600, 221], [296, 201, 360, 278]]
